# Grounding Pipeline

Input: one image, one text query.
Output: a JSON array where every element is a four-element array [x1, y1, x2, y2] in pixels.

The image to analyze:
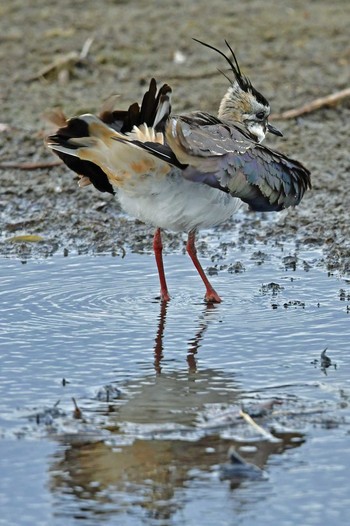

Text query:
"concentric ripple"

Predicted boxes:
[[1, 248, 350, 415]]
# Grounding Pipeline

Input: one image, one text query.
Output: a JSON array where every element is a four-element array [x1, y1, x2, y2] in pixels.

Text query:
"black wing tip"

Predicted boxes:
[[51, 149, 115, 195], [47, 118, 115, 195], [98, 78, 172, 133]]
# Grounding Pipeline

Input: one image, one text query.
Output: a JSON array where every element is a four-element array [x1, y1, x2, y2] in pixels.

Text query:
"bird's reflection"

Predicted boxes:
[[48, 300, 305, 523], [153, 300, 167, 373], [153, 300, 216, 373], [186, 302, 217, 372]]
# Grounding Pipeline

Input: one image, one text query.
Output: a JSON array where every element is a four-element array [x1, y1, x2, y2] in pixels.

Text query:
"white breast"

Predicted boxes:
[[117, 170, 242, 232]]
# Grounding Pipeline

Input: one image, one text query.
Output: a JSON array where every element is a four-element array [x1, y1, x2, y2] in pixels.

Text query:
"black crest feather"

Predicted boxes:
[[192, 38, 269, 107]]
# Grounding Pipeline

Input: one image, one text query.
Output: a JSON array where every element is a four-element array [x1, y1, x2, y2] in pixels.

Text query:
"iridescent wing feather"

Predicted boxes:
[[164, 113, 311, 211]]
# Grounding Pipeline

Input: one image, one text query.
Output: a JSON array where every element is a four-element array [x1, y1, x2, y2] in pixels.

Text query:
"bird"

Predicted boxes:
[[220, 447, 267, 482], [45, 39, 311, 303]]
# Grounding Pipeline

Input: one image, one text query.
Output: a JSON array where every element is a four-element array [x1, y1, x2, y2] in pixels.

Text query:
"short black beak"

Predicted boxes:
[[267, 123, 283, 137]]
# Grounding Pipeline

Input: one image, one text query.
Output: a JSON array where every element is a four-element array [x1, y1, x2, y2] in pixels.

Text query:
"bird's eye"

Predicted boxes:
[[255, 111, 265, 120]]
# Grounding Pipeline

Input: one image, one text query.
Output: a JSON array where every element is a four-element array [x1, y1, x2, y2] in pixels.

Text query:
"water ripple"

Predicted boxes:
[[1, 250, 349, 412]]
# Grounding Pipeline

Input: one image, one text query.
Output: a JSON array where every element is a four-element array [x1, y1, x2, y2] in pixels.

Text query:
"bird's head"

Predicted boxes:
[[193, 39, 283, 143]]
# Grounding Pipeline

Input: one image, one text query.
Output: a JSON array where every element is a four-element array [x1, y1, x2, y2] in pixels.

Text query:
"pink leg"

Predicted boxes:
[[153, 228, 170, 302], [186, 231, 222, 303]]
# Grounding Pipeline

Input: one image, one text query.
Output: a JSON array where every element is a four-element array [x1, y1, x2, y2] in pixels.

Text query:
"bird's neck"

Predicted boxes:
[[218, 84, 245, 123]]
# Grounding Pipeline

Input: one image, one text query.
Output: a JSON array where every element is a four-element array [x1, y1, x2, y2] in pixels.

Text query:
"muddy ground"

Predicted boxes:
[[1, 0, 349, 271]]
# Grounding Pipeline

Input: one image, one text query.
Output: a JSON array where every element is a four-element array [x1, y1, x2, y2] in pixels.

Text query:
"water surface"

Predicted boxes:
[[0, 242, 349, 525]]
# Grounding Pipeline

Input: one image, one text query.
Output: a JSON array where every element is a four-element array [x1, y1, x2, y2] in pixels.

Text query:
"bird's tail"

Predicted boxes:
[[45, 79, 172, 194]]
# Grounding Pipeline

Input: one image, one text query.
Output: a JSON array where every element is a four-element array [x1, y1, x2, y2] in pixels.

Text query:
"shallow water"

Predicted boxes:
[[1, 242, 350, 526]]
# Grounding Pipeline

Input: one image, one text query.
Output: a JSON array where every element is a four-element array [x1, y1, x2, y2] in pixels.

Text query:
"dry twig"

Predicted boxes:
[[272, 87, 350, 120], [0, 160, 62, 170], [28, 37, 94, 83], [239, 409, 281, 442]]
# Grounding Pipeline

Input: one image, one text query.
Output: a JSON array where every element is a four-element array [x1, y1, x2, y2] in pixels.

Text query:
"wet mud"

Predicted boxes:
[[1, 0, 350, 273]]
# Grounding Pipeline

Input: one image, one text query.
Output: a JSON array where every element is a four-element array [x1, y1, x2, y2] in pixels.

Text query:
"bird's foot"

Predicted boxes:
[[204, 290, 222, 303], [159, 290, 171, 302]]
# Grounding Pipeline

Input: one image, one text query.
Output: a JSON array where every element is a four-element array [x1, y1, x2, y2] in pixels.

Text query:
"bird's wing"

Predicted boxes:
[[214, 145, 311, 211], [99, 79, 172, 133], [166, 112, 254, 161], [45, 79, 173, 194], [165, 113, 311, 211]]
